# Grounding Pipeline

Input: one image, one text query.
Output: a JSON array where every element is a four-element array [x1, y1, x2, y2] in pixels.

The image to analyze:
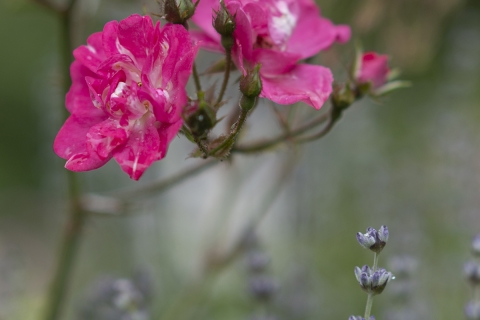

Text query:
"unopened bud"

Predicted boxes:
[[213, 0, 235, 37], [163, 0, 196, 25], [356, 225, 389, 254], [240, 64, 262, 98]]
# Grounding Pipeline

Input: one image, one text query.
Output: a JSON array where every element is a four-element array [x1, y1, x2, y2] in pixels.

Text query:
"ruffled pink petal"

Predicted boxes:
[[73, 33, 106, 73], [102, 21, 119, 57], [117, 14, 155, 66], [260, 64, 333, 110], [157, 119, 183, 160], [252, 49, 301, 75], [85, 118, 129, 160], [113, 113, 161, 180], [189, 30, 224, 53], [228, 1, 254, 65], [54, 111, 107, 160], [66, 61, 101, 115], [287, 5, 351, 59], [191, 0, 221, 42], [159, 24, 199, 88]]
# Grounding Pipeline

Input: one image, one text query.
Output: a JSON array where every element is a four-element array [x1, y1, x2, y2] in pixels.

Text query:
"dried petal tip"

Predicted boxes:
[[471, 234, 480, 257], [356, 225, 389, 254]]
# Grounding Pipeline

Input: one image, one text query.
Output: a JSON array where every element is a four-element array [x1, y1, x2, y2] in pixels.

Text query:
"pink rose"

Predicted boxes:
[[192, 0, 350, 109], [54, 15, 199, 180], [357, 52, 389, 89]]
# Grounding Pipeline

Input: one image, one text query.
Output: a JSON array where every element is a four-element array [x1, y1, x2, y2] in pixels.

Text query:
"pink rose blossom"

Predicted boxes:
[[192, 0, 350, 109], [357, 52, 390, 89], [54, 15, 199, 180]]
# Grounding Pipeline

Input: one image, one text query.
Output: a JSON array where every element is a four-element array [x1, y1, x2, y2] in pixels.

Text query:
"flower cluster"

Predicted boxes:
[[192, 0, 350, 110], [53, 1, 406, 180], [350, 225, 394, 320], [465, 234, 480, 320]]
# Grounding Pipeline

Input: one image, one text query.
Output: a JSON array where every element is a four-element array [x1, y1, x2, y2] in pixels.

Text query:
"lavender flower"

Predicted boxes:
[[464, 261, 480, 285], [356, 226, 389, 253], [348, 316, 375, 320], [354, 265, 394, 295], [465, 301, 480, 320], [472, 235, 480, 257]]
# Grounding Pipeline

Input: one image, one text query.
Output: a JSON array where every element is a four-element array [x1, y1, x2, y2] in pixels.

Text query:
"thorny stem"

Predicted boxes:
[[215, 50, 231, 106], [210, 107, 249, 156], [41, 1, 83, 320]]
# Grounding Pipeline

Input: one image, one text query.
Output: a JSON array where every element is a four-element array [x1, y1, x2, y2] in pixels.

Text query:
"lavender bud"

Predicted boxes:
[[472, 235, 480, 257], [355, 266, 393, 295], [247, 250, 270, 273], [249, 275, 278, 301], [356, 226, 389, 254], [464, 261, 480, 285], [378, 225, 389, 243], [465, 301, 480, 320]]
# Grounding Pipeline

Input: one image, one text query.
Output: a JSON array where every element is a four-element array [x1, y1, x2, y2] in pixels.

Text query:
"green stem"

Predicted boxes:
[[364, 293, 374, 320], [43, 3, 84, 320], [364, 252, 379, 320], [372, 252, 379, 271], [113, 159, 218, 200], [192, 62, 202, 92], [232, 112, 329, 154], [210, 107, 248, 156], [215, 50, 231, 106]]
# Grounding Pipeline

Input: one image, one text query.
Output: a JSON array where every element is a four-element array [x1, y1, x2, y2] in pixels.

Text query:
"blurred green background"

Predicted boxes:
[[0, 0, 479, 319]]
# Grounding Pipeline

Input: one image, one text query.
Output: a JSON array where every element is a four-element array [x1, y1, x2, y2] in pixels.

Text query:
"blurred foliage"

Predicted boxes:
[[0, 0, 480, 319]]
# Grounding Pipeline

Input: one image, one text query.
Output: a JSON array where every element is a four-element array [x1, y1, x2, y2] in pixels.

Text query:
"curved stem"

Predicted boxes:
[[113, 159, 218, 200], [210, 107, 249, 156], [293, 115, 337, 144], [232, 112, 329, 154], [215, 50, 231, 106]]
